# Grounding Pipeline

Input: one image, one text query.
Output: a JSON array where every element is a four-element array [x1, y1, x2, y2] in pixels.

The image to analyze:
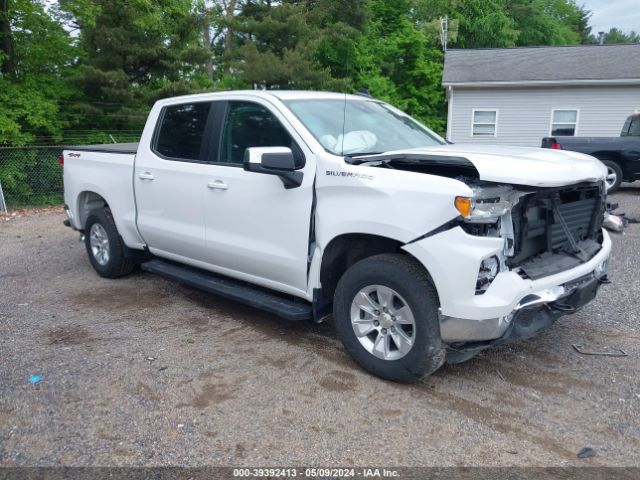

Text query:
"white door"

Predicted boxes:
[[203, 100, 315, 294], [134, 101, 215, 261]]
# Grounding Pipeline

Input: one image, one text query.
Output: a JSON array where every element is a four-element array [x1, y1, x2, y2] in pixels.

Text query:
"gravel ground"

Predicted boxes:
[[0, 186, 639, 468]]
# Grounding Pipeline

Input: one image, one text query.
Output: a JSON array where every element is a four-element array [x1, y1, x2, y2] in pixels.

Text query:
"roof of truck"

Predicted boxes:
[[154, 90, 370, 105]]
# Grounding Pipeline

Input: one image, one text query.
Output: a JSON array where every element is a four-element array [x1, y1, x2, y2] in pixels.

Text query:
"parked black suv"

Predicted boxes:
[[542, 113, 640, 193]]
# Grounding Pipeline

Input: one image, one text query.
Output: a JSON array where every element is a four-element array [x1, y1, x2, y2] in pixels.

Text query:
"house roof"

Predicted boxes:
[[443, 44, 640, 86]]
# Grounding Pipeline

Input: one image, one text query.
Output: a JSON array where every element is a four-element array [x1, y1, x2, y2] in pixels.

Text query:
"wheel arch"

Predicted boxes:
[[76, 190, 110, 230], [591, 151, 628, 177], [314, 233, 437, 319]]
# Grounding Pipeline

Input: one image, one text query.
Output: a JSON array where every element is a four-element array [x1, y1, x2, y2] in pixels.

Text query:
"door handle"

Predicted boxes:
[[138, 172, 155, 181], [207, 180, 228, 190]]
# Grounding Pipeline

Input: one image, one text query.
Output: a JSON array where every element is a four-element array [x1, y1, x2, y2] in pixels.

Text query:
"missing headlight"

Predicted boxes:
[[476, 256, 499, 294]]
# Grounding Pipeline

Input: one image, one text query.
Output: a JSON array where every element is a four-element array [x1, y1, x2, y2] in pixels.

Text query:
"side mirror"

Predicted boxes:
[[243, 147, 303, 189]]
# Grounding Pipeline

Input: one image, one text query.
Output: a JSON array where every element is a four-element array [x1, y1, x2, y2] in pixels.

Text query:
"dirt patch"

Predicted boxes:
[[422, 388, 581, 461], [45, 325, 95, 346], [190, 383, 237, 408], [2, 206, 63, 222], [317, 370, 357, 392], [380, 408, 403, 418], [262, 354, 299, 370], [66, 285, 173, 311], [185, 315, 211, 334], [135, 381, 161, 402]]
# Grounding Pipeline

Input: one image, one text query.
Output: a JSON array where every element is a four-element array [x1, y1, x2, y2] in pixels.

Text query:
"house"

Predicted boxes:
[[442, 44, 640, 146]]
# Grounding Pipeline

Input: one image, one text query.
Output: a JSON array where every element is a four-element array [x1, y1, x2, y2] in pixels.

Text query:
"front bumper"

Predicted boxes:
[[402, 226, 611, 343], [446, 273, 604, 363]]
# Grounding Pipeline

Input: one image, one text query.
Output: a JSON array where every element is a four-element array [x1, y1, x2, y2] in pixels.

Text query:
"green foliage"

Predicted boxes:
[[0, 0, 638, 206], [0, 148, 63, 205], [0, 0, 75, 146], [603, 28, 640, 44], [509, 0, 582, 46], [64, 0, 211, 133], [356, 0, 446, 134], [226, 1, 354, 90], [454, 0, 519, 48]]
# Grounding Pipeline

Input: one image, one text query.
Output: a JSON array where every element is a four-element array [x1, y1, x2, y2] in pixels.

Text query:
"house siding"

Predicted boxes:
[[448, 85, 640, 147]]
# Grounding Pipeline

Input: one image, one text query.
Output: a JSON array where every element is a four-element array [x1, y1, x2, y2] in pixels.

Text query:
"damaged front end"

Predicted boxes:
[[444, 179, 610, 362], [353, 151, 611, 361], [454, 179, 608, 292]]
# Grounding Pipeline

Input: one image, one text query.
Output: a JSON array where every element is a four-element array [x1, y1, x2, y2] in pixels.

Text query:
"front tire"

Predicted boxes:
[[84, 209, 137, 278], [333, 254, 445, 383]]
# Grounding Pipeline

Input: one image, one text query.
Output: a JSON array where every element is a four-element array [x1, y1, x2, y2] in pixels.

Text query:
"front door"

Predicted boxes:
[[203, 100, 315, 295]]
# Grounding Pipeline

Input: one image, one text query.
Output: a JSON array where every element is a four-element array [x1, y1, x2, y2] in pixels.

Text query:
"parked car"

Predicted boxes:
[[542, 113, 640, 193], [63, 90, 611, 382]]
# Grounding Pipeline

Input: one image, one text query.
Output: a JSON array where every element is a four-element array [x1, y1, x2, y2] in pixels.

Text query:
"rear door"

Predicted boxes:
[[135, 101, 220, 261], [202, 99, 315, 294]]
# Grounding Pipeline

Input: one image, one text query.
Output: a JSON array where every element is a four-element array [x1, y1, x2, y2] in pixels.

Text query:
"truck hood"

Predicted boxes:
[[390, 144, 607, 187]]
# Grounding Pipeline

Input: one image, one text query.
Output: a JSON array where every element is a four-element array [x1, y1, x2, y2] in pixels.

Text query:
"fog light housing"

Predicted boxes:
[[594, 259, 609, 280], [476, 256, 499, 294]]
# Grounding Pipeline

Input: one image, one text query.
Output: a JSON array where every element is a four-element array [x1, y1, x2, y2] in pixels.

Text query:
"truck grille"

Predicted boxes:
[[509, 183, 605, 280]]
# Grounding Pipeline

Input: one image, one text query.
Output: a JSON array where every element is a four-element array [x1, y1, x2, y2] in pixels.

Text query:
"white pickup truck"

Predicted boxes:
[[63, 90, 611, 382]]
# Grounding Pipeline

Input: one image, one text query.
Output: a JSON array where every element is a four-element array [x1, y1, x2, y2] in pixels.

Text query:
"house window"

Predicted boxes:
[[472, 110, 497, 136], [551, 110, 578, 136]]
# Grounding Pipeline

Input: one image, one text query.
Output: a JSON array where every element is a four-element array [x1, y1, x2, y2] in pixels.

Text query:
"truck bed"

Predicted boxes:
[[63, 142, 142, 249], [65, 142, 139, 154]]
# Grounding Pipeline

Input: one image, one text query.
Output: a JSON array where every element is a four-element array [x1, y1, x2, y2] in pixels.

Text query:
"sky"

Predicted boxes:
[[579, 0, 640, 35]]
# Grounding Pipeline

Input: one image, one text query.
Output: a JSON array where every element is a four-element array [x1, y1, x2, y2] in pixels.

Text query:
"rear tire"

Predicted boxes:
[[333, 253, 445, 383], [601, 159, 623, 193], [84, 209, 137, 278]]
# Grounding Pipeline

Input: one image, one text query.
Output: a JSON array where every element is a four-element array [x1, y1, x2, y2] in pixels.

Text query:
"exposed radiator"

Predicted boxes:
[[509, 183, 605, 278], [549, 195, 599, 251]]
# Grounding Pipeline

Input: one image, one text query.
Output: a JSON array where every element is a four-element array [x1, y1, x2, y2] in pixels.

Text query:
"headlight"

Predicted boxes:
[[455, 185, 519, 223]]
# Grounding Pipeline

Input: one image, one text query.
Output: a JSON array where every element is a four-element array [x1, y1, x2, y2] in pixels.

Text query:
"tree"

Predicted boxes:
[[355, 0, 447, 134], [0, 0, 16, 76], [225, 0, 352, 90], [452, 0, 518, 48], [575, 5, 593, 44], [508, 0, 582, 46], [310, 0, 367, 80], [0, 0, 76, 145], [61, 0, 210, 134], [604, 27, 640, 44]]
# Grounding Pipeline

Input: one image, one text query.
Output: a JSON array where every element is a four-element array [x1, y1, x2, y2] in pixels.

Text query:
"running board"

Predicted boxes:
[[141, 259, 312, 321]]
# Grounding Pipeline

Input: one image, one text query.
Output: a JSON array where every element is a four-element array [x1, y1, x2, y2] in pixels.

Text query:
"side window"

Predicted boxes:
[[154, 102, 212, 161], [621, 117, 632, 136], [220, 101, 302, 166], [629, 118, 640, 137]]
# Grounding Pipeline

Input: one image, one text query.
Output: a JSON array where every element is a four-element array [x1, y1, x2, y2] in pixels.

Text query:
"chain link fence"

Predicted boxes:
[[0, 133, 141, 211], [0, 146, 65, 210]]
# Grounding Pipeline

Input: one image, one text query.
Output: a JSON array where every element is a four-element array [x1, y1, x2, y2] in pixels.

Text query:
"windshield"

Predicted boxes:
[[284, 98, 446, 156]]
